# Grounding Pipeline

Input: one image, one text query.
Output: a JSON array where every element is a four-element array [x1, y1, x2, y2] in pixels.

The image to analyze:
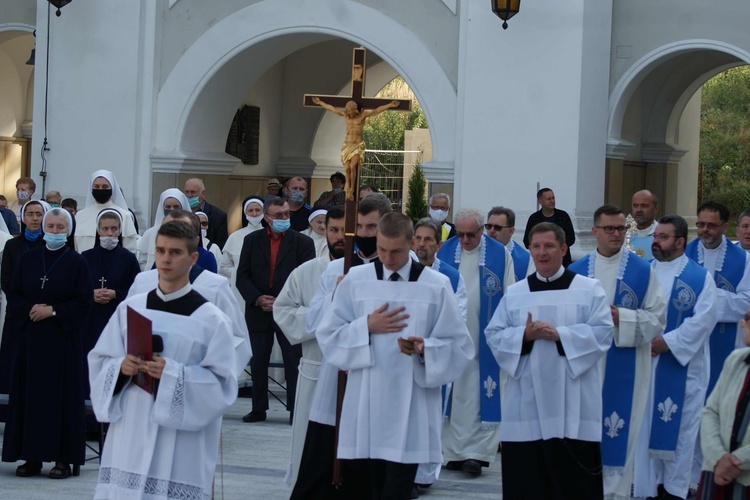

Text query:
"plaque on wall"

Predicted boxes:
[[225, 105, 260, 165]]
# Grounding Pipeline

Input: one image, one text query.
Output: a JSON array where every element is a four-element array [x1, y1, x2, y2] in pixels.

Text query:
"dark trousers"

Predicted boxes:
[[350, 458, 418, 500], [248, 326, 301, 413], [501, 438, 603, 500]]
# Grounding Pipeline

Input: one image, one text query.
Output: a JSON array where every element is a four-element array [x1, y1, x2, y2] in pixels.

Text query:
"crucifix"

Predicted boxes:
[[99, 276, 108, 289], [40, 276, 49, 289], [303, 47, 412, 487]]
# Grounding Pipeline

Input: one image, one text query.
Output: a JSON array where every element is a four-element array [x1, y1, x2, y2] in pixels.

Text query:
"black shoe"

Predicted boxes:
[[411, 485, 420, 499], [415, 483, 432, 489], [462, 459, 482, 476], [49, 463, 72, 479], [16, 461, 42, 477], [445, 460, 466, 471], [242, 411, 266, 423]]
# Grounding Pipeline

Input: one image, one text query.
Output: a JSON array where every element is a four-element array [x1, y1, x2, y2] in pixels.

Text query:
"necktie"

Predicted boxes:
[[389, 273, 400, 282]]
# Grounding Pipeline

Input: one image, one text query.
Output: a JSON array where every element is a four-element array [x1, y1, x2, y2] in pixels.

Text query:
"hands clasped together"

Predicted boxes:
[[523, 312, 560, 342], [120, 354, 166, 379], [367, 302, 424, 355]]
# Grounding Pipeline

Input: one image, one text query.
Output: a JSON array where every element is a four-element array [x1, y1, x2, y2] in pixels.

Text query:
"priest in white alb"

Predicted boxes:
[[633, 215, 718, 500], [569, 204, 666, 499], [316, 212, 474, 499], [486, 222, 614, 499], [273, 206, 345, 486], [88, 221, 238, 500]]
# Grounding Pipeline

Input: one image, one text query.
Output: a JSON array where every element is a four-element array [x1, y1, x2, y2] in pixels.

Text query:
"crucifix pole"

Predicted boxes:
[[303, 47, 412, 487]]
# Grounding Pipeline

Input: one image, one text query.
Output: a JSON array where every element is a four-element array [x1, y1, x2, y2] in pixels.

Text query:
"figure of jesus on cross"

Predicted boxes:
[[304, 47, 412, 201]]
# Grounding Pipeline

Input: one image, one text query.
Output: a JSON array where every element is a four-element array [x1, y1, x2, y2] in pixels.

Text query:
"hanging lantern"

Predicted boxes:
[[491, 0, 521, 30], [48, 0, 72, 17]]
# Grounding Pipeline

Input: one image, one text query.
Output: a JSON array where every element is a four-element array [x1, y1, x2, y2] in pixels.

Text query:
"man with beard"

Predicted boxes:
[[633, 215, 717, 500], [290, 193, 392, 499], [630, 190, 660, 261], [273, 206, 345, 486]]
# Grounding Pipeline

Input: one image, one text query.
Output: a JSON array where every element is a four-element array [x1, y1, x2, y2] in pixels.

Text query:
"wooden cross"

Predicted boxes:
[[302, 47, 412, 488], [99, 276, 108, 289]]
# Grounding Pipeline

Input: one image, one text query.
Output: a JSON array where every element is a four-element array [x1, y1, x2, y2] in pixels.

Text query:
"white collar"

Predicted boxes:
[[536, 265, 565, 283], [384, 259, 412, 282], [156, 282, 192, 302]]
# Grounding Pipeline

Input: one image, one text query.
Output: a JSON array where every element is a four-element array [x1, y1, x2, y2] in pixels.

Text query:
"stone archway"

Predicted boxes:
[[607, 40, 750, 218]]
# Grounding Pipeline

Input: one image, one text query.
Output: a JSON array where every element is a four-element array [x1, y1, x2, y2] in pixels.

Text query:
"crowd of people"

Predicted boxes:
[[0, 172, 749, 500]]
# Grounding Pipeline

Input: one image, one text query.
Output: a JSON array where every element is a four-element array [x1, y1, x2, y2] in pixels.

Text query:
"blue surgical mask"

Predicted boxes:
[[163, 208, 171, 217], [271, 219, 291, 233], [49, 203, 61, 208], [332, 188, 342, 194], [43, 233, 67, 250], [24, 228, 42, 242], [187, 196, 200, 208], [289, 191, 305, 204]]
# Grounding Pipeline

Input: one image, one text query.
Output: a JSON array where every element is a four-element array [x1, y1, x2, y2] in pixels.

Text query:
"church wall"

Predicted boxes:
[[0, 49, 23, 137], [0, 0, 36, 26]]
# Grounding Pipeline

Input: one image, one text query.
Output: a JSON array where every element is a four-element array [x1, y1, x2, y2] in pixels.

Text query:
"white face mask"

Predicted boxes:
[[246, 214, 263, 226], [429, 208, 448, 222], [201, 229, 208, 240], [99, 236, 119, 250]]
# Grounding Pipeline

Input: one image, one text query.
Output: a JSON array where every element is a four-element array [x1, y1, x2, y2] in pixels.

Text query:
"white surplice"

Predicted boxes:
[[127, 269, 251, 377], [633, 255, 718, 499], [302, 228, 328, 258], [486, 269, 614, 443], [441, 244, 515, 464], [74, 201, 138, 254], [273, 255, 331, 486], [88, 286, 238, 500], [316, 262, 474, 464], [218, 223, 263, 308], [591, 249, 667, 499]]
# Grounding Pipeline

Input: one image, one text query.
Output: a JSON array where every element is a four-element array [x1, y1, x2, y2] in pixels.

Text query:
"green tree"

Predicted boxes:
[[362, 77, 428, 151], [405, 165, 428, 223]]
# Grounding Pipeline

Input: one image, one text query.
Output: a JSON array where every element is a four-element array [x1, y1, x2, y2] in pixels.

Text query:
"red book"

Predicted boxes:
[[127, 306, 154, 394]]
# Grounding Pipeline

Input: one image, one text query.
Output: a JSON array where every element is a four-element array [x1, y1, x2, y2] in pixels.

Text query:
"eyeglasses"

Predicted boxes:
[[595, 225, 627, 234], [457, 230, 480, 239], [484, 224, 512, 232], [266, 213, 290, 220], [695, 221, 724, 230], [653, 233, 675, 242]]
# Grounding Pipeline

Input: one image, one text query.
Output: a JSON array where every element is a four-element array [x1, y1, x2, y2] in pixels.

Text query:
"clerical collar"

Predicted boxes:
[[357, 251, 377, 263], [384, 259, 412, 282], [654, 253, 686, 270], [156, 282, 192, 302], [595, 247, 622, 262], [535, 265, 565, 283]]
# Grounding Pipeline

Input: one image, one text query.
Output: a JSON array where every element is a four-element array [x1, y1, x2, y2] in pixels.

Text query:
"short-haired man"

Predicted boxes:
[[316, 212, 473, 499], [487, 222, 614, 499], [291, 193, 392, 499], [569, 204, 666, 499], [486, 206, 535, 281], [184, 178, 228, 249], [9, 177, 36, 225], [359, 184, 378, 199], [237, 198, 315, 423], [630, 190, 660, 260], [428, 193, 457, 241], [736, 209, 750, 252], [286, 177, 314, 232], [88, 220, 238, 499], [314, 172, 346, 208], [273, 206, 345, 486], [685, 201, 750, 395], [633, 215, 717, 500], [437, 207, 515, 476], [523, 188, 576, 266]]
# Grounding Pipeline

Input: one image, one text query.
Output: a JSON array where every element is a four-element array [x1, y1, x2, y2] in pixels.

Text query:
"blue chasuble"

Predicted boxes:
[[437, 234, 505, 426], [434, 258, 460, 293], [648, 257, 706, 459], [570, 249, 650, 467], [508, 240, 531, 282], [686, 236, 746, 395]]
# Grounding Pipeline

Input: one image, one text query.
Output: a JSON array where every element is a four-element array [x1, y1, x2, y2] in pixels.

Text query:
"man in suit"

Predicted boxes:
[[184, 178, 229, 249], [236, 197, 315, 423]]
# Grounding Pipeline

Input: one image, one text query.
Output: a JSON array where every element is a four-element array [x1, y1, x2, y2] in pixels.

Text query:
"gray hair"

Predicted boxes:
[[487, 206, 515, 227], [429, 193, 451, 208], [454, 207, 484, 228], [414, 217, 442, 243], [185, 177, 205, 191]]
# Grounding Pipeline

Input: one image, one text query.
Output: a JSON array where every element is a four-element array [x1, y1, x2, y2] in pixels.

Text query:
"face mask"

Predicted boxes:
[[163, 208, 171, 217], [355, 235, 377, 257], [188, 196, 200, 208], [271, 219, 291, 233], [99, 236, 119, 250], [289, 191, 306, 204], [17, 190, 30, 201], [44, 233, 67, 250], [24, 228, 42, 242], [92, 188, 113, 204], [246, 214, 263, 226], [49, 203, 60, 208], [201, 229, 208, 240], [429, 208, 448, 222], [332, 188, 342, 194]]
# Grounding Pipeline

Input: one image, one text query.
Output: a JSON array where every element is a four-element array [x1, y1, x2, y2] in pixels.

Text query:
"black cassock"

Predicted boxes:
[[2, 245, 93, 465]]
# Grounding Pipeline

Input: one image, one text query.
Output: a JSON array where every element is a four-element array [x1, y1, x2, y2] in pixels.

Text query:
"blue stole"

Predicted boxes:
[[438, 234, 505, 426], [649, 257, 706, 459], [435, 258, 460, 293], [686, 237, 746, 396], [508, 240, 531, 282], [569, 249, 650, 467]]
